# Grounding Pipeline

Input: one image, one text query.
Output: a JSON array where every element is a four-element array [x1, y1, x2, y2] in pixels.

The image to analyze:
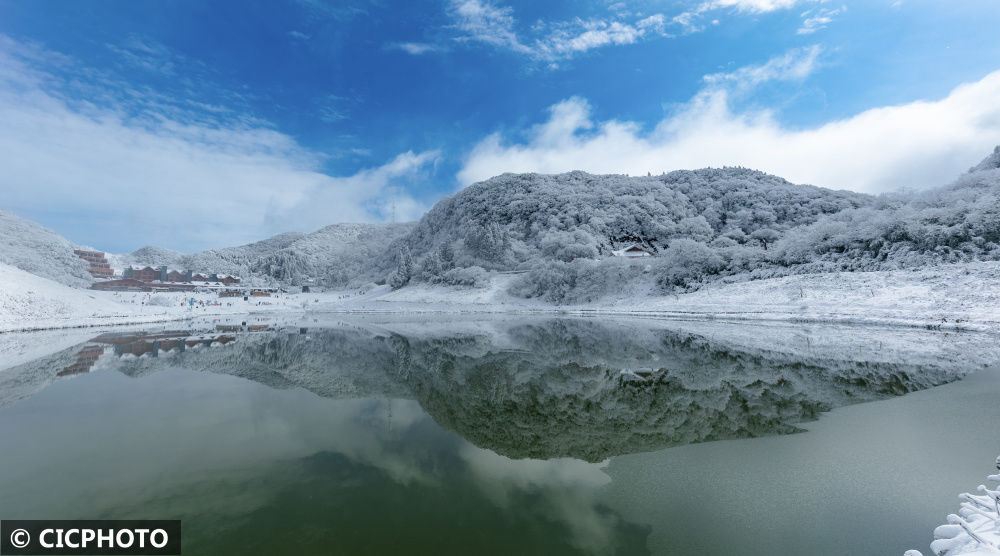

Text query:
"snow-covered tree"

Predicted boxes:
[[750, 228, 780, 250], [388, 246, 413, 290], [437, 242, 455, 270]]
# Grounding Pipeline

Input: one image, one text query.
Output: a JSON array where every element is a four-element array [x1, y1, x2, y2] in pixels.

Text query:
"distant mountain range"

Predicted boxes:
[[111, 223, 414, 287], [2, 146, 999, 299]]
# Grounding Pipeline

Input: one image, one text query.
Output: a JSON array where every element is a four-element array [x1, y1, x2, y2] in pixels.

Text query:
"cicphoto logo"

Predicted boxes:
[[1, 520, 181, 555]]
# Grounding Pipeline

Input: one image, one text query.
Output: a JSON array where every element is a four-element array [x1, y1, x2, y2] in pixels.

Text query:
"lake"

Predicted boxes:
[[0, 316, 997, 555]]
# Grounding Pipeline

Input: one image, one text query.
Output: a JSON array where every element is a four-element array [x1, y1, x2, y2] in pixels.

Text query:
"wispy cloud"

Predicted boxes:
[[106, 35, 184, 76], [0, 34, 436, 251], [797, 6, 844, 34], [458, 50, 1000, 194], [703, 45, 822, 90], [318, 106, 347, 122], [702, 0, 800, 13], [387, 42, 442, 55], [414, 0, 825, 64], [315, 93, 361, 123], [292, 0, 369, 21], [536, 18, 649, 59], [448, 0, 531, 53], [672, 0, 831, 35], [441, 0, 670, 62]]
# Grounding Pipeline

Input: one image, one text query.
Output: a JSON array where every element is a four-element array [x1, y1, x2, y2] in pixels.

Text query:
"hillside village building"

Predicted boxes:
[[91, 265, 240, 291], [121, 266, 240, 285], [612, 244, 656, 258]]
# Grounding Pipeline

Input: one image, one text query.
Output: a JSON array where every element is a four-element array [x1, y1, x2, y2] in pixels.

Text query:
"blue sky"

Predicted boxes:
[[2, 0, 1000, 252]]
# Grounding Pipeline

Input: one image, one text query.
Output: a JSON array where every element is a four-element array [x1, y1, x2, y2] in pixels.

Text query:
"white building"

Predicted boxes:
[[612, 244, 655, 258]]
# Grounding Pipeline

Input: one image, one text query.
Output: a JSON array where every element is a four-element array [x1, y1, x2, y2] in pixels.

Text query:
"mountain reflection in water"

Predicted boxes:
[[0, 318, 994, 555], [1, 318, 984, 461]]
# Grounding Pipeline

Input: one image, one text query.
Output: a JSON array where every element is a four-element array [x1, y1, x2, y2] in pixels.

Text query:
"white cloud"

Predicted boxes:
[[315, 93, 361, 124], [435, 0, 826, 60], [449, 0, 531, 54], [388, 42, 442, 55], [105, 36, 182, 76], [539, 20, 644, 57], [458, 65, 1000, 194], [797, 6, 844, 34], [703, 45, 822, 89], [0, 35, 436, 252], [673, 0, 822, 35], [703, 0, 800, 13], [318, 106, 347, 122], [444, 0, 668, 61]]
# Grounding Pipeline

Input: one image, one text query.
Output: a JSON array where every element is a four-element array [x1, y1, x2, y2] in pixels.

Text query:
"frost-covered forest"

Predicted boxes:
[[3, 146, 1000, 303], [385, 146, 1000, 302], [114, 223, 415, 287]]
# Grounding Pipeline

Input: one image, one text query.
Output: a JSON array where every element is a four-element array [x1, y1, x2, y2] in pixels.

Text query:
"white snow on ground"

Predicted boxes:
[[605, 262, 1000, 331], [907, 470, 1000, 555], [0, 263, 174, 332], [0, 263, 308, 333], [321, 262, 1000, 332], [5, 261, 1000, 334]]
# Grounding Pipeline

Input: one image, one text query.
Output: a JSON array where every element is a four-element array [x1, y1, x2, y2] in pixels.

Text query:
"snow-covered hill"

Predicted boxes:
[[112, 232, 306, 280], [386, 147, 1000, 303], [4, 146, 1000, 311], [0, 261, 311, 333], [0, 209, 92, 287], [250, 222, 415, 286], [111, 223, 413, 287], [109, 245, 185, 271], [0, 262, 165, 331]]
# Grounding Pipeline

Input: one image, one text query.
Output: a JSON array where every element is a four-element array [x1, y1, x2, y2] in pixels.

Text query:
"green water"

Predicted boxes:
[[0, 318, 996, 555]]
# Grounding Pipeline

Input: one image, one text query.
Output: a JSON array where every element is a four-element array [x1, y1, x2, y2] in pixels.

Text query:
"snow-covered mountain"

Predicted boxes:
[[405, 167, 869, 265], [969, 145, 1000, 172], [113, 223, 414, 287], [385, 147, 1000, 302], [0, 209, 92, 287], [112, 232, 306, 280], [4, 146, 1000, 300], [250, 223, 415, 286]]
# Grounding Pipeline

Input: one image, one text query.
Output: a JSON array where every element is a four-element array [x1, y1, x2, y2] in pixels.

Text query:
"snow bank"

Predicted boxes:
[[0, 263, 178, 332], [4, 259, 1000, 335], [0, 263, 307, 333], [908, 464, 1000, 555], [605, 261, 1000, 331], [0, 208, 92, 287], [311, 262, 1000, 333]]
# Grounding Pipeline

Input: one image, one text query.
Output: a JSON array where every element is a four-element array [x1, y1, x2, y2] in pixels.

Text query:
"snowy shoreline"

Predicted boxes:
[[3, 260, 1000, 335]]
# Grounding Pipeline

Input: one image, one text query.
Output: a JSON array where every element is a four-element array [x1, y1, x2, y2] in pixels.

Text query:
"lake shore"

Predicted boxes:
[[3, 260, 999, 335]]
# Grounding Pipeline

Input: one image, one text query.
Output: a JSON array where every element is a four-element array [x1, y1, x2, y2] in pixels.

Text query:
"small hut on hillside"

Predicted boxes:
[[612, 244, 655, 258]]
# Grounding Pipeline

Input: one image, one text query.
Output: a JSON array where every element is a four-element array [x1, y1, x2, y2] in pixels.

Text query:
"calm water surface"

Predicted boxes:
[[0, 317, 997, 555]]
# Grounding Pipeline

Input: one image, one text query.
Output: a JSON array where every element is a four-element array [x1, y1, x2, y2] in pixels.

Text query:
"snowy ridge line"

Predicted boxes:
[[908, 464, 1000, 556]]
